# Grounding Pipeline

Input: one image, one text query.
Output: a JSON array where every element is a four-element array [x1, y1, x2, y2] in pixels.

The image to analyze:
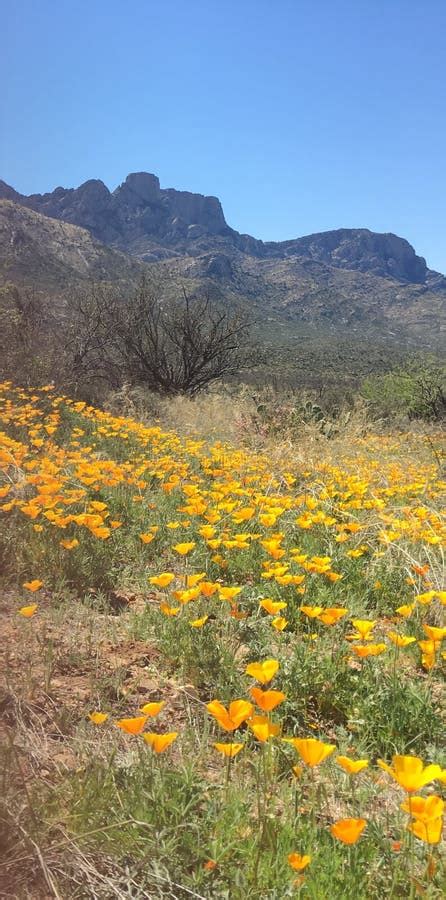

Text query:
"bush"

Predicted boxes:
[[361, 355, 446, 420]]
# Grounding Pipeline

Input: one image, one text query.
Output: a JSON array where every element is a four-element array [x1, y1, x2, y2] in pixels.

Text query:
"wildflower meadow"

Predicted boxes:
[[0, 381, 445, 898]]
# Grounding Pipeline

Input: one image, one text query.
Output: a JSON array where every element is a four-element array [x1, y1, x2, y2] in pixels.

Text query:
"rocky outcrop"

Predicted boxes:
[[264, 229, 429, 284], [0, 172, 231, 255]]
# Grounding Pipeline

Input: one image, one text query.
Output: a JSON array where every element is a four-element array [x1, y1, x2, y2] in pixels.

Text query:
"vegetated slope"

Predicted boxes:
[[0, 199, 146, 290], [164, 248, 446, 337]]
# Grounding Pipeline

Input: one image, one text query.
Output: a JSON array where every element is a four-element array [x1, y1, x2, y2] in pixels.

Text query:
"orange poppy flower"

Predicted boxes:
[[143, 732, 178, 753], [149, 573, 175, 588], [23, 580, 43, 592], [350, 643, 386, 658], [173, 542, 195, 555], [249, 687, 286, 712], [218, 586, 242, 601], [88, 712, 109, 725], [317, 608, 348, 625], [401, 795, 444, 822], [271, 616, 288, 631], [213, 742, 244, 757], [18, 604, 38, 618], [336, 756, 369, 775], [245, 659, 279, 684], [189, 615, 209, 628], [330, 818, 367, 845], [199, 581, 219, 597], [248, 715, 280, 742], [387, 632, 416, 648], [206, 699, 253, 731], [349, 619, 376, 640], [259, 598, 287, 615], [377, 756, 442, 792], [115, 716, 148, 735], [285, 737, 335, 767], [160, 602, 180, 616], [300, 606, 323, 618], [407, 817, 443, 844], [422, 624, 446, 642], [139, 701, 165, 717], [288, 853, 311, 871]]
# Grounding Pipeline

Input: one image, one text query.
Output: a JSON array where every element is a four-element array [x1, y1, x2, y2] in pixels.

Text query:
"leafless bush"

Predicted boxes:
[[66, 278, 257, 397]]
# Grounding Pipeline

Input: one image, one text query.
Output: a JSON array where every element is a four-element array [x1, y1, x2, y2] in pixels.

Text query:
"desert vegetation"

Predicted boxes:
[[0, 378, 444, 898]]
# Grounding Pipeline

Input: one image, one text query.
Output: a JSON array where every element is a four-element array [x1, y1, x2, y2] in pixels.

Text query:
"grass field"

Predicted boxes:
[[0, 381, 445, 898]]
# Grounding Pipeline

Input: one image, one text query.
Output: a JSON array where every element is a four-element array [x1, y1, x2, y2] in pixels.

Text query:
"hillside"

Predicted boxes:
[[0, 199, 146, 289]]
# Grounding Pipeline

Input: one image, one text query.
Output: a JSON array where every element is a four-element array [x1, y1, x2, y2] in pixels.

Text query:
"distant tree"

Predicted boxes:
[[67, 278, 257, 396], [0, 283, 59, 384], [361, 355, 446, 420]]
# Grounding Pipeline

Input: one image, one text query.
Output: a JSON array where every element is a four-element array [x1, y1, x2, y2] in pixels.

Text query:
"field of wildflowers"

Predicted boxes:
[[0, 380, 445, 898]]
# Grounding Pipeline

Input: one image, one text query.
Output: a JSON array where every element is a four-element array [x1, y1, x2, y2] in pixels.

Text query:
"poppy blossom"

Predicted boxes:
[[300, 605, 323, 618], [207, 699, 253, 731], [349, 619, 376, 640], [248, 715, 280, 742], [23, 580, 43, 592], [400, 795, 444, 822], [115, 716, 148, 735], [330, 818, 367, 844], [88, 711, 109, 725], [173, 542, 196, 555], [387, 632, 416, 647], [377, 756, 442, 792], [149, 573, 175, 588], [317, 607, 348, 625], [143, 732, 178, 753], [422, 624, 446, 642], [245, 659, 279, 684], [350, 643, 386, 658], [218, 586, 242, 601], [285, 737, 335, 767], [260, 598, 287, 615], [287, 853, 311, 871], [199, 581, 219, 597], [160, 602, 180, 616], [336, 756, 369, 774], [407, 817, 443, 844], [18, 603, 38, 617], [271, 616, 288, 631], [249, 687, 286, 712], [139, 701, 165, 717], [213, 742, 244, 757], [189, 615, 209, 628]]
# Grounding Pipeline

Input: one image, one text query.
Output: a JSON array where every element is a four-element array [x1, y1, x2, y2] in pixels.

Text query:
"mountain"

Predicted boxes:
[[1, 173, 445, 290], [0, 173, 445, 360]]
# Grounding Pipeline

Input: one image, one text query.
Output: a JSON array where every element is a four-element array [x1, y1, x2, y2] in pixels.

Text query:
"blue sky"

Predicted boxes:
[[1, 0, 445, 271]]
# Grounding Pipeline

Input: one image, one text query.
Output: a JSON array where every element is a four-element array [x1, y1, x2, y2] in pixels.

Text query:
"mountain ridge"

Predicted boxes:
[[1, 172, 444, 290]]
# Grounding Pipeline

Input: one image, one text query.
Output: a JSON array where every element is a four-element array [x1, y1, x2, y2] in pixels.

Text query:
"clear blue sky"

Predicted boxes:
[[1, 0, 445, 271]]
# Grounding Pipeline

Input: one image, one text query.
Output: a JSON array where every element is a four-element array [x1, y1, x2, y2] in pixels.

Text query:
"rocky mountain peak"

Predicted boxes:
[[114, 172, 161, 204]]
